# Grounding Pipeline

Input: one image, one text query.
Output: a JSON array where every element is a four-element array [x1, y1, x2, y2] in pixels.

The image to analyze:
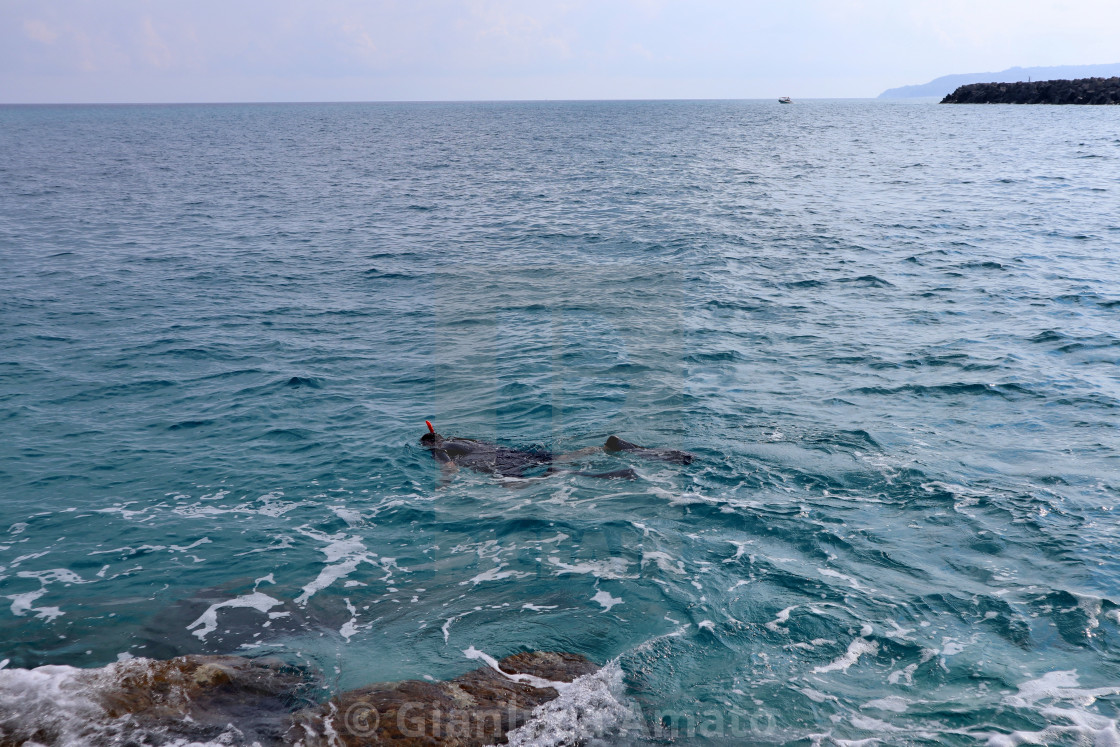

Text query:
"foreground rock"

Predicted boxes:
[[0, 655, 313, 746], [296, 651, 599, 746], [0, 651, 598, 746], [941, 76, 1120, 104]]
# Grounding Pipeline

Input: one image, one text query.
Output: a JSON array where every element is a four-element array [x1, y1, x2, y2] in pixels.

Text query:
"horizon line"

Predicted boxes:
[[0, 96, 899, 107]]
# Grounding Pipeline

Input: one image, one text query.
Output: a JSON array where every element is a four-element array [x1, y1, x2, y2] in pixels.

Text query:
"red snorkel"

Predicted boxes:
[[425, 420, 435, 434]]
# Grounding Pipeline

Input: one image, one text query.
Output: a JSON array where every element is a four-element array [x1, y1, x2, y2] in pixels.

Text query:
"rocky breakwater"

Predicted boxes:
[[941, 76, 1120, 104], [0, 650, 612, 746]]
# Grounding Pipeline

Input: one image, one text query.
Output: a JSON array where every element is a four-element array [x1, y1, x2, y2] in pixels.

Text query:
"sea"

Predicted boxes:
[[1, 99, 1118, 745]]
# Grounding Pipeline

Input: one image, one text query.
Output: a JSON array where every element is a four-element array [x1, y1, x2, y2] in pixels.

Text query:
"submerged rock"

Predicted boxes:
[[941, 76, 1120, 104], [135, 581, 341, 659], [0, 651, 598, 746]]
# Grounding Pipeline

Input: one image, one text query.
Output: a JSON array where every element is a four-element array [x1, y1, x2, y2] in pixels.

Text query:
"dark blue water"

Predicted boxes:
[[2, 100, 1119, 745]]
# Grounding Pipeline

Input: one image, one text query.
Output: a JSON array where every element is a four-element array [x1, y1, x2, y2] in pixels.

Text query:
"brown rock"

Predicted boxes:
[[295, 651, 598, 746], [0, 652, 595, 747], [0, 655, 311, 747], [95, 655, 308, 721]]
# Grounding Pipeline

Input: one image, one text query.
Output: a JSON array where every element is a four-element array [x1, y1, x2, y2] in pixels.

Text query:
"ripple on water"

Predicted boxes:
[[2, 100, 1120, 744]]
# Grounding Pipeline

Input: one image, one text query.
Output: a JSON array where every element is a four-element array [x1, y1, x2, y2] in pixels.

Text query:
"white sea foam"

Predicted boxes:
[[95, 503, 154, 522], [767, 605, 796, 632], [478, 624, 705, 745], [0, 663, 107, 745], [186, 590, 283, 641], [5, 567, 93, 621], [800, 686, 838, 703], [294, 528, 379, 605], [330, 505, 364, 526], [450, 538, 503, 558], [667, 492, 711, 506], [887, 663, 917, 686], [547, 556, 634, 579], [10, 551, 50, 567], [524, 532, 570, 546], [818, 567, 869, 591], [887, 648, 937, 686], [862, 695, 910, 713], [813, 638, 878, 674], [850, 715, 904, 732], [592, 590, 623, 612], [441, 607, 481, 644], [984, 711, 1120, 747], [0, 659, 268, 747], [339, 598, 360, 642], [169, 537, 212, 553], [233, 533, 294, 557], [172, 491, 313, 520], [462, 564, 532, 586], [1072, 592, 1105, 639], [18, 568, 88, 585], [724, 539, 752, 563], [6, 588, 63, 621], [641, 550, 685, 575], [940, 637, 966, 656], [883, 619, 916, 641], [972, 670, 1120, 745], [463, 647, 570, 692], [1001, 670, 1120, 709], [497, 659, 641, 747]]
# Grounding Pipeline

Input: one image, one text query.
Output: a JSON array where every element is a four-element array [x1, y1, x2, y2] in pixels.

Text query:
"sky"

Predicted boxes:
[[2, 0, 1119, 103]]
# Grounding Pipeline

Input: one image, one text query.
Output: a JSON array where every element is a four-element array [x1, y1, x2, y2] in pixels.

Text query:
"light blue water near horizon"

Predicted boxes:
[[1, 99, 1119, 745]]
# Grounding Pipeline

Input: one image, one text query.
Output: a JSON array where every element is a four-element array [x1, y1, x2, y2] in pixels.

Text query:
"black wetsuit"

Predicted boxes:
[[603, 435, 693, 465], [426, 436, 554, 478], [421, 431, 692, 479]]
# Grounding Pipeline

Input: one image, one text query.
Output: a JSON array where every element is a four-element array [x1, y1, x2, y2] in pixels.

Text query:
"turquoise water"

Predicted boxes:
[[2, 100, 1119, 744]]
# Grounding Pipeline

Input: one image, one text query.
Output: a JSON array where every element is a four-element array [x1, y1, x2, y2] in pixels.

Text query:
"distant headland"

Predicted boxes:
[[941, 77, 1120, 105], [878, 63, 1120, 99]]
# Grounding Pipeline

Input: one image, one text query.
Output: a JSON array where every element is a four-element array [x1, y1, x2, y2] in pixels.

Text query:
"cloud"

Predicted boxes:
[[1, 0, 1119, 102], [23, 19, 58, 44], [339, 18, 377, 61], [141, 16, 172, 68]]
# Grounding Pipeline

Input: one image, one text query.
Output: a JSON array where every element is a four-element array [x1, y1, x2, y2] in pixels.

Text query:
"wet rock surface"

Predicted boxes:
[[941, 76, 1120, 104], [0, 651, 597, 747], [297, 651, 599, 746], [0, 655, 315, 746], [100, 655, 315, 742]]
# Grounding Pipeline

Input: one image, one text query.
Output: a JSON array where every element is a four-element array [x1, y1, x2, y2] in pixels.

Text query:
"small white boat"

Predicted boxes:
[[778, 96, 792, 104]]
